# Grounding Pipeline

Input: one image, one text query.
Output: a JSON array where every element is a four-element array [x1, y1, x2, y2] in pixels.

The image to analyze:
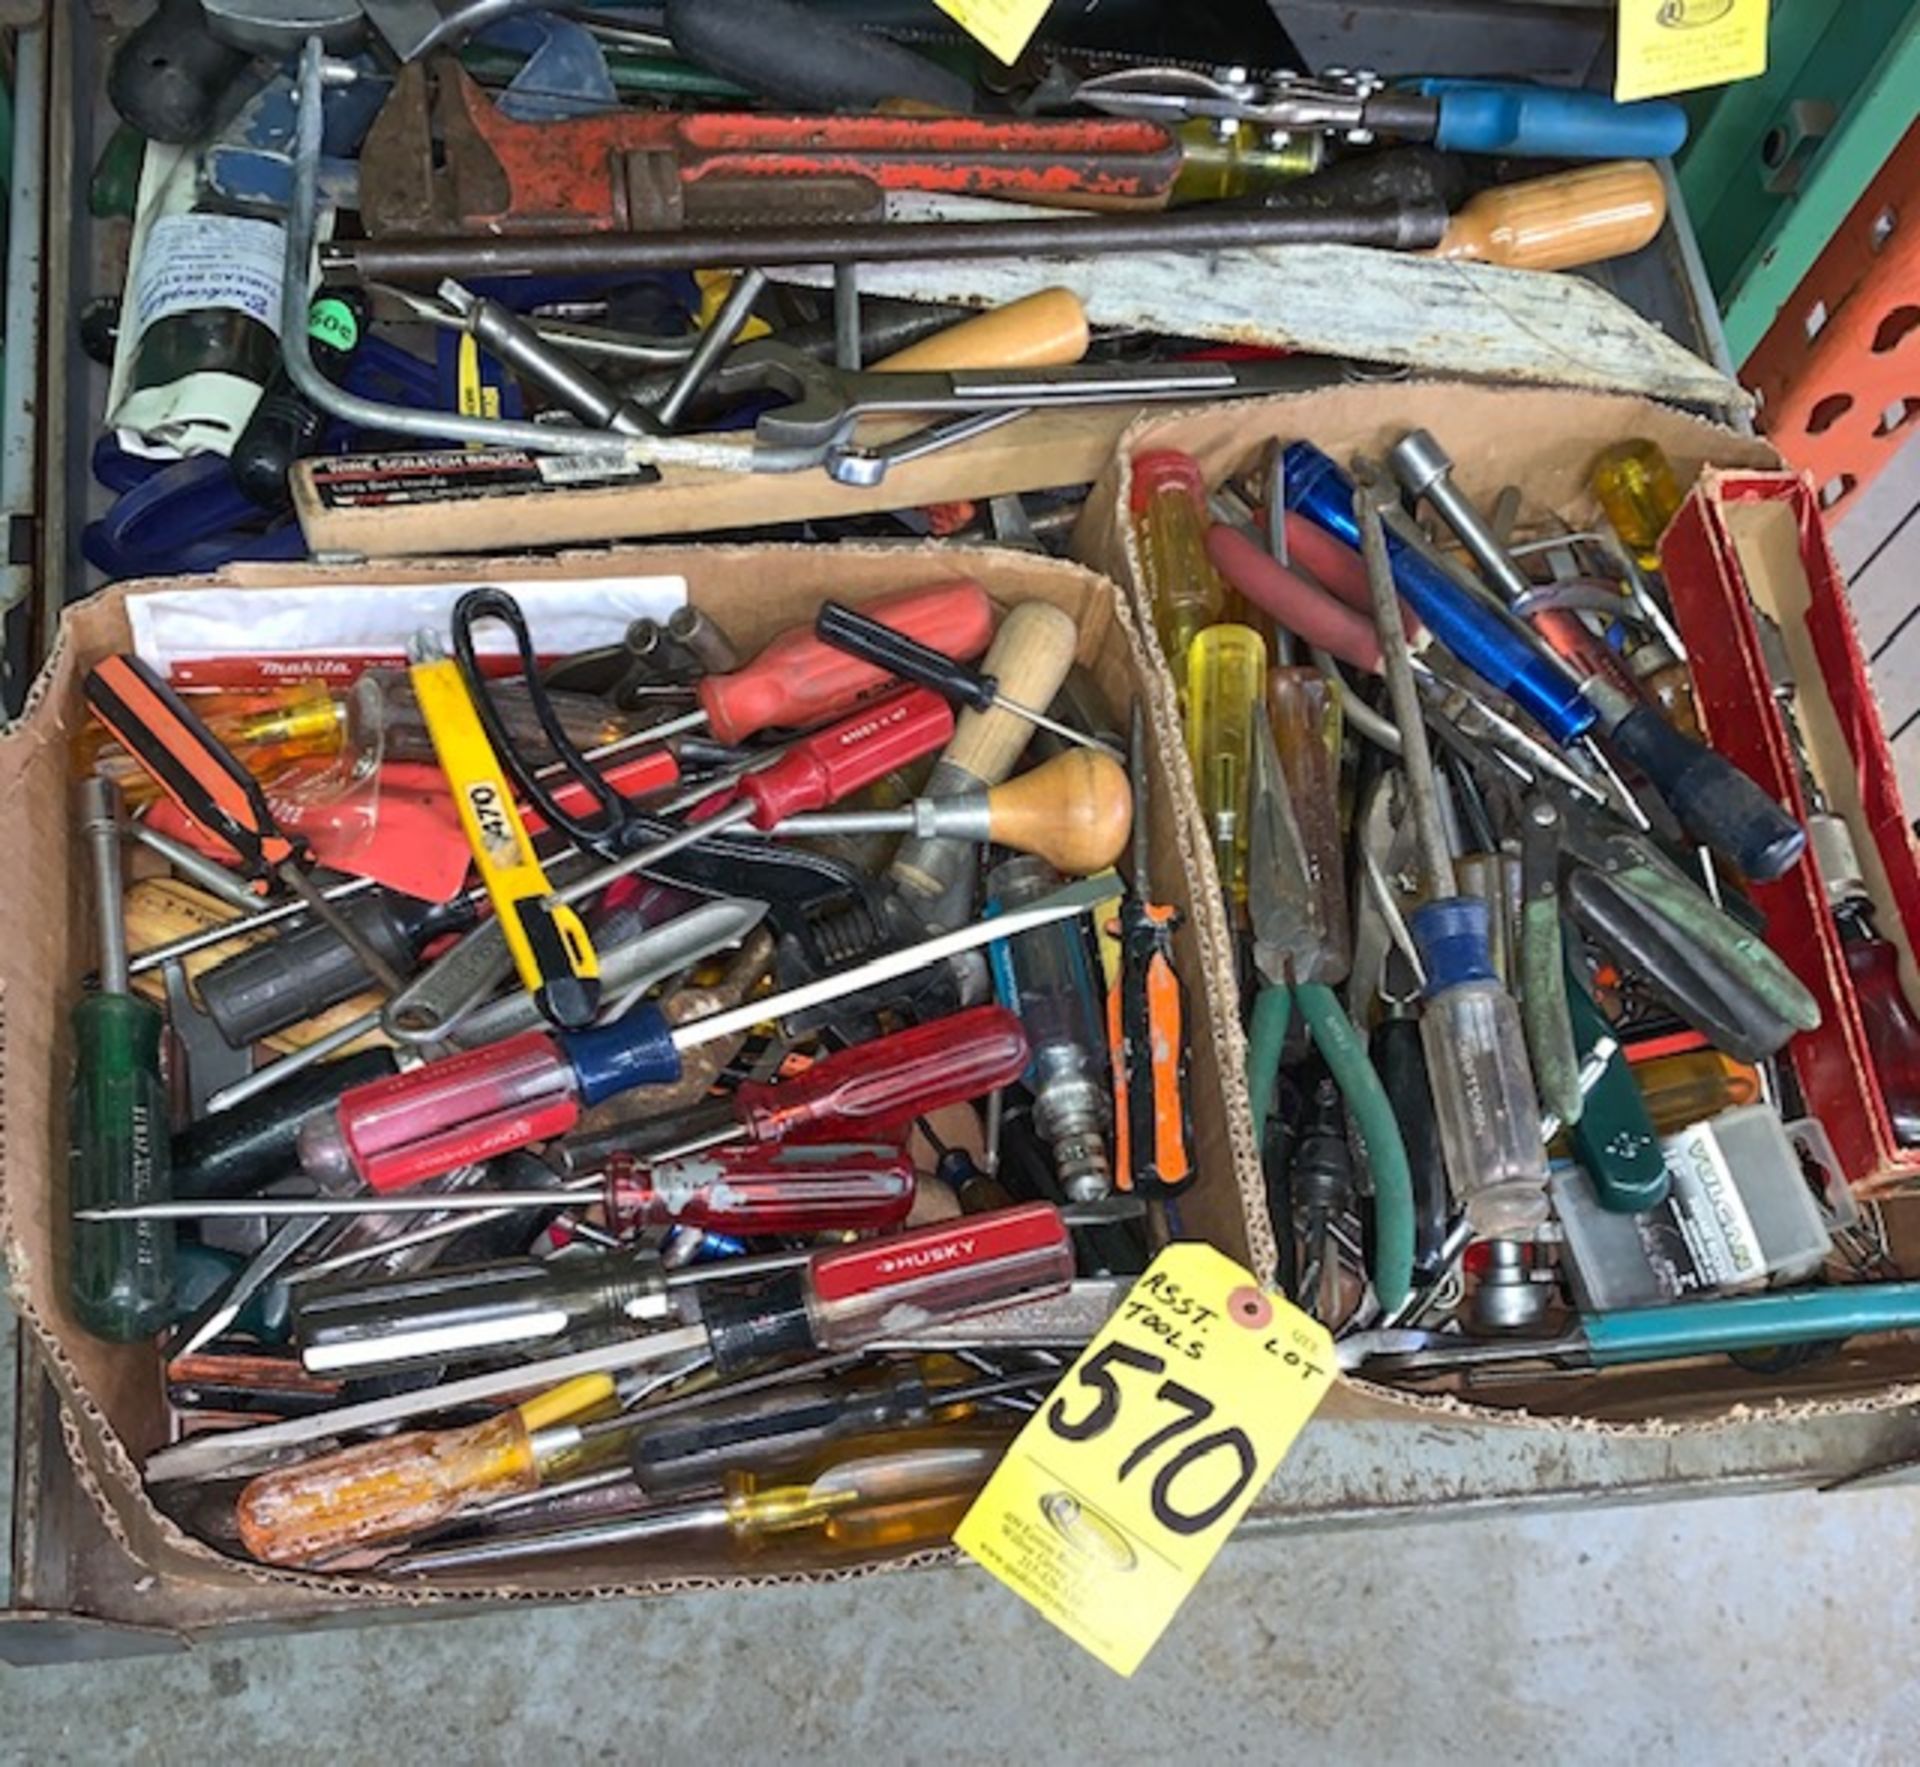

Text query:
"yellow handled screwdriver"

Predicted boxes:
[[406, 629, 600, 1030]]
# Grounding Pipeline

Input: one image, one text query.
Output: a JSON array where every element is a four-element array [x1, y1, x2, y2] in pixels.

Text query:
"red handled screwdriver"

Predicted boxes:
[[96, 1003, 1035, 1209], [639, 581, 994, 745], [545, 684, 955, 907]]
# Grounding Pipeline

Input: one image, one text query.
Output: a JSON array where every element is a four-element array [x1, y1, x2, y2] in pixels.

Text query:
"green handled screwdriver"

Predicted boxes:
[[70, 778, 175, 1341]]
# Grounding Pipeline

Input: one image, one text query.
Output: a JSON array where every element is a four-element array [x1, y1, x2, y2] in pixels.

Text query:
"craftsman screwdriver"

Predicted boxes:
[[69, 779, 175, 1341], [115, 1007, 1030, 1220], [812, 601, 1106, 752], [633, 581, 994, 747], [121, 1139, 921, 1235], [1355, 464, 1550, 1236], [232, 1205, 1071, 1564], [388, 1420, 1023, 1576], [82, 654, 411, 996]]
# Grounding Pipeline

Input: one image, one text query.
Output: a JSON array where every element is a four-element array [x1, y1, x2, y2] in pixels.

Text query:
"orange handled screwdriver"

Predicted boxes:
[[82, 655, 410, 996], [1107, 703, 1193, 1192]]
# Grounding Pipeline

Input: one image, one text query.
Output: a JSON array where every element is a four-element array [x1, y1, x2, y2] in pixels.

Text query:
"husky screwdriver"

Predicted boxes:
[[82, 654, 410, 996]]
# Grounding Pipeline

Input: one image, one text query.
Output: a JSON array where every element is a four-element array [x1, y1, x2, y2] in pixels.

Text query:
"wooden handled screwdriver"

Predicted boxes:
[[871, 289, 1090, 371], [887, 599, 1083, 923], [1433, 160, 1667, 273]]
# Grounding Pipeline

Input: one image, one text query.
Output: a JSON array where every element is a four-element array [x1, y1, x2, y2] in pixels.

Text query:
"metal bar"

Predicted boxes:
[[322, 203, 1445, 283], [0, 20, 45, 624]]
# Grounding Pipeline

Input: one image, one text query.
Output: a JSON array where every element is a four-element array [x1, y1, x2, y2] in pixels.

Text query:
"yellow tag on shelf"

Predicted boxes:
[[1615, 0, 1769, 103], [930, 0, 1049, 67], [953, 1243, 1334, 1677]]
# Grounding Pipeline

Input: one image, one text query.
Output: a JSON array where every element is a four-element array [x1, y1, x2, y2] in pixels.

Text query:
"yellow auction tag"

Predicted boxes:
[[1615, 0, 1769, 103], [953, 1243, 1334, 1677], [930, 0, 1050, 68]]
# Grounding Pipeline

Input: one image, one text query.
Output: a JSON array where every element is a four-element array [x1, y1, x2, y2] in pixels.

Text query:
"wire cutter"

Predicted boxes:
[[1244, 699, 1414, 1312]]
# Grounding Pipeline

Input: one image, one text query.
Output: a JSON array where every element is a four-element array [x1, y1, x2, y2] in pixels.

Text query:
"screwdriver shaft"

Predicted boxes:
[[1356, 473, 1454, 896]]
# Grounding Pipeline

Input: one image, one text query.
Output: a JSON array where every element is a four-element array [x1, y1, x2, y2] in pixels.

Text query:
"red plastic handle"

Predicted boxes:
[[734, 1004, 1030, 1142], [605, 1142, 916, 1236], [805, 1201, 1073, 1345], [1206, 524, 1383, 673], [699, 580, 993, 744], [740, 685, 953, 827]]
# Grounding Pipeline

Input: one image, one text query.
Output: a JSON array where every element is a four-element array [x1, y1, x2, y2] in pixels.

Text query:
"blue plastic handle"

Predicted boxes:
[[1281, 443, 1595, 745], [1583, 1282, 1920, 1366], [1412, 79, 1689, 160], [561, 1004, 683, 1106]]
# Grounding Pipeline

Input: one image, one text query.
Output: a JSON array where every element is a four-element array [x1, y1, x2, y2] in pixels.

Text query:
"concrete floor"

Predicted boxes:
[[4, 1476, 1919, 1763]]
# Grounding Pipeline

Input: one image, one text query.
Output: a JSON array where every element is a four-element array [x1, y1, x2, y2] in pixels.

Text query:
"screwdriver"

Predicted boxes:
[[388, 1420, 1022, 1576], [283, 914, 1090, 1192], [622, 1360, 1044, 1496], [519, 685, 957, 912], [78, 678, 344, 807], [82, 654, 411, 997], [887, 599, 1084, 928], [284, 1164, 921, 1380], [812, 601, 1105, 753], [69, 779, 175, 1341], [1109, 703, 1194, 1193], [773, 747, 1135, 876], [278, 998, 1036, 1190], [1131, 451, 1230, 681], [1282, 444, 1595, 747], [232, 1205, 1071, 1563], [634, 581, 995, 747], [1355, 463, 1550, 1237], [194, 889, 479, 1049], [122, 1138, 922, 1234], [121, 1007, 1029, 1221], [988, 855, 1114, 1202], [1432, 160, 1668, 273], [1386, 427, 1806, 882], [1187, 624, 1267, 905]]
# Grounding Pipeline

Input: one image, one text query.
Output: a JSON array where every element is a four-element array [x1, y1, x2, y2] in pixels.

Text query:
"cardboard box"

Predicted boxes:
[[0, 543, 1276, 1599], [1074, 380, 1920, 1422]]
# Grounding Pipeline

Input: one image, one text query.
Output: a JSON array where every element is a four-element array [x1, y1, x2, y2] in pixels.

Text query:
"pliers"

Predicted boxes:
[[1244, 700, 1414, 1313]]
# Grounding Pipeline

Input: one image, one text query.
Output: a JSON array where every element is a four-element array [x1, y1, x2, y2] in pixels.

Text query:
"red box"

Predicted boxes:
[[1662, 471, 1920, 1192]]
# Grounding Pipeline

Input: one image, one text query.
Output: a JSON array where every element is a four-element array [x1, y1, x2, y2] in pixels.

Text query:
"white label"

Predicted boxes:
[[1664, 1125, 1767, 1291], [535, 449, 654, 486], [131, 214, 286, 336]]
